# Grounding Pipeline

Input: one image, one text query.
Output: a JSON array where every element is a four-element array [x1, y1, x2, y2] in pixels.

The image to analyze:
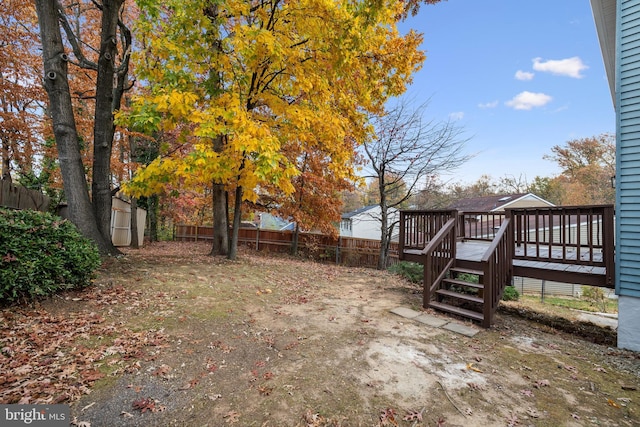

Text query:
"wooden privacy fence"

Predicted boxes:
[[174, 224, 399, 268], [0, 179, 50, 212]]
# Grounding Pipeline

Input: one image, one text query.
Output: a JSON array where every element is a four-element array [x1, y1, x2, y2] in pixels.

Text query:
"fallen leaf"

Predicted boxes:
[[132, 397, 156, 413], [224, 411, 240, 423], [466, 363, 483, 373], [534, 379, 550, 388], [379, 408, 398, 426], [81, 370, 105, 382], [526, 407, 540, 418], [302, 410, 325, 426], [402, 409, 423, 421], [506, 412, 519, 427], [258, 385, 274, 395], [151, 364, 171, 378], [608, 398, 621, 408], [467, 382, 486, 391]]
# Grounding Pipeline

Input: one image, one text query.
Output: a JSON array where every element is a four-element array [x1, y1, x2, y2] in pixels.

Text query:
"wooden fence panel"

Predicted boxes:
[[0, 180, 50, 212], [174, 224, 399, 269]]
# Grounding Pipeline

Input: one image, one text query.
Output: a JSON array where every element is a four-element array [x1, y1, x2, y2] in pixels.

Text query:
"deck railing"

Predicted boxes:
[[457, 211, 507, 241], [421, 218, 457, 308], [509, 205, 615, 287], [481, 218, 514, 327], [399, 210, 458, 254]]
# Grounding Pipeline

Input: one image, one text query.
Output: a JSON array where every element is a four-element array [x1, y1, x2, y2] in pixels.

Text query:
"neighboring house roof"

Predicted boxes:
[[341, 205, 399, 220], [447, 193, 554, 212], [259, 213, 294, 231], [341, 205, 378, 219], [590, 0, 616, 105]]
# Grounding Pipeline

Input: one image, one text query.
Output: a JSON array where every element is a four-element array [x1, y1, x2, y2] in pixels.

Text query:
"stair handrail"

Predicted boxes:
[[421, 217, 457, 309], [480, 218, 514, 327]]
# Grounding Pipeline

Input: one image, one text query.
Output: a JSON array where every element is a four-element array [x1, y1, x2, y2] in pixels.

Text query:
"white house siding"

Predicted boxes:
[[340, 206, 399, 241], [523, 220, 606, 248], [513, 277, 617, 299], [513, 277, 582, 298]]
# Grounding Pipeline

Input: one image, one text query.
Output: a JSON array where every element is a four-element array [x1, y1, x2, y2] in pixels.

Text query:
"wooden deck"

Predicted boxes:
[[399, 206, 615, 326], [456, 240, 609, 287]]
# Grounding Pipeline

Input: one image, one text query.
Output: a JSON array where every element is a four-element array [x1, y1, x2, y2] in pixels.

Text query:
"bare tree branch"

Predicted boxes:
[[362, 97, 472, 268]]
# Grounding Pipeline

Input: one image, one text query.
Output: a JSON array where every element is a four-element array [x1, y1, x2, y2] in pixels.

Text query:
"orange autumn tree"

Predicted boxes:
[[0, 1, 46, 183], [121, 0, 425, 259], [544, 133, 616, 205]]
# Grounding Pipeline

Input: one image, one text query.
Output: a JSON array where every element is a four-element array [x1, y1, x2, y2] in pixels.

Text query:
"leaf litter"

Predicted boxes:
[[1, 242, 639, 426]]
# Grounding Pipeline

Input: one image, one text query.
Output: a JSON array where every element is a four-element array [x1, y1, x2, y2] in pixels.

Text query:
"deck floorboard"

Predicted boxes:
[[455, 241, 606, 277]]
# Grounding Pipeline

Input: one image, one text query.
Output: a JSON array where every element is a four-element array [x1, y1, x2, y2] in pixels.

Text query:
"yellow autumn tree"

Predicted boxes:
[[120, 0, 425, 258]]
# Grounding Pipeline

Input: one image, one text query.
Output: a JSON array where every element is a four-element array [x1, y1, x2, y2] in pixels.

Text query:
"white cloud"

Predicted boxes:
[[449, 111, 464, 120], [515, 70, 534, 81], [532, 56, 588, 78], [478, 100, 499, 109], [505, 91, 552, 110]]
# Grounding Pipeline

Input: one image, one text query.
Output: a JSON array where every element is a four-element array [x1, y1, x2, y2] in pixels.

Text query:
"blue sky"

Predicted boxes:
[[398, 0, 615, 186]]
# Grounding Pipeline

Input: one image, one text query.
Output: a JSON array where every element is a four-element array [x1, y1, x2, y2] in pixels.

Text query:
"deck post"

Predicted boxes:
[[399, 211, 405, 261], [603, 205, 615, 287]]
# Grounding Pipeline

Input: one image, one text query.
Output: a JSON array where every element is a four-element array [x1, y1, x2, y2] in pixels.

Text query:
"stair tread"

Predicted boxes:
[[436, 289, 483, 304], [429, 301, 484, 321], [450, 267, 484, 276], [443, 278, 484, 289]]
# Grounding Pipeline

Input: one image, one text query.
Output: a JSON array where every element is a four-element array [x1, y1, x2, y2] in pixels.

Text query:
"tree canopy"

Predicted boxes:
[[120, 0, 426, 257]]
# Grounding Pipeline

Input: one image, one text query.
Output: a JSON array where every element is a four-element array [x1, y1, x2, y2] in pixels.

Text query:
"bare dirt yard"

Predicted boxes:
[[1, 241, 639, 426]]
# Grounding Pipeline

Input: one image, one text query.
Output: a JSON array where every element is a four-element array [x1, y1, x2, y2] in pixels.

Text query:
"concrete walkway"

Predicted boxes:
[[390, 307, 480, 337], [575, 310, 618, 329]]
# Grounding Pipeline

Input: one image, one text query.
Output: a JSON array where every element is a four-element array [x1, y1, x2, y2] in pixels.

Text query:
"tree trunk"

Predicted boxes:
[[228, 185, 243, 260], [147, 195, 158, 242], [291, 223, 300, 256], [210, 181, 229, 256], [378, 212, 389, 270], [1, 142, 10, 182], [34, 0, 111, 254], [91, 0, 126, 255], [130, 197, 139, 249]]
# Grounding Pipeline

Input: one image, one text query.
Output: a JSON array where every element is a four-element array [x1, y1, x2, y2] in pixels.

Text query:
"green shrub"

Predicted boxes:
[[0, 208, 101, 302], [581, 286, 608, 312], [502, 285, 520, 301], [388, 261, 423, 284]]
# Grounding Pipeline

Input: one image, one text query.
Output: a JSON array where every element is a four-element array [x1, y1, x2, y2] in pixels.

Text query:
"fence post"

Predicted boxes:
[[256, 228, 260, 251], [336, 236, 341, 265]]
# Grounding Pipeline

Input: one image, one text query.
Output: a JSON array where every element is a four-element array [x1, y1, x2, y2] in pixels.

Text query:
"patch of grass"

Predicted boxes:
[[520, 294, 618, 313]]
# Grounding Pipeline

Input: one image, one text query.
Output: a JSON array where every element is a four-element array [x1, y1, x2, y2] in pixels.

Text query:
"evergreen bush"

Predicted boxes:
[[502, 285, 520, 301], [0, 208, 101, 302], [388, 261, 423, 284]]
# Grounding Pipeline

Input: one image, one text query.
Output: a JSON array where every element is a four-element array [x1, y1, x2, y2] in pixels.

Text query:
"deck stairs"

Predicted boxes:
[[430, 266, 485, 323]]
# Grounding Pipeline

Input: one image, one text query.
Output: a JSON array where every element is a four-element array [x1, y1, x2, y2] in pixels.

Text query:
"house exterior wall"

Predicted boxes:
[[523, 220, 605, 246], [616, 0, 640, 350], [340, 206, 399, 240]]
